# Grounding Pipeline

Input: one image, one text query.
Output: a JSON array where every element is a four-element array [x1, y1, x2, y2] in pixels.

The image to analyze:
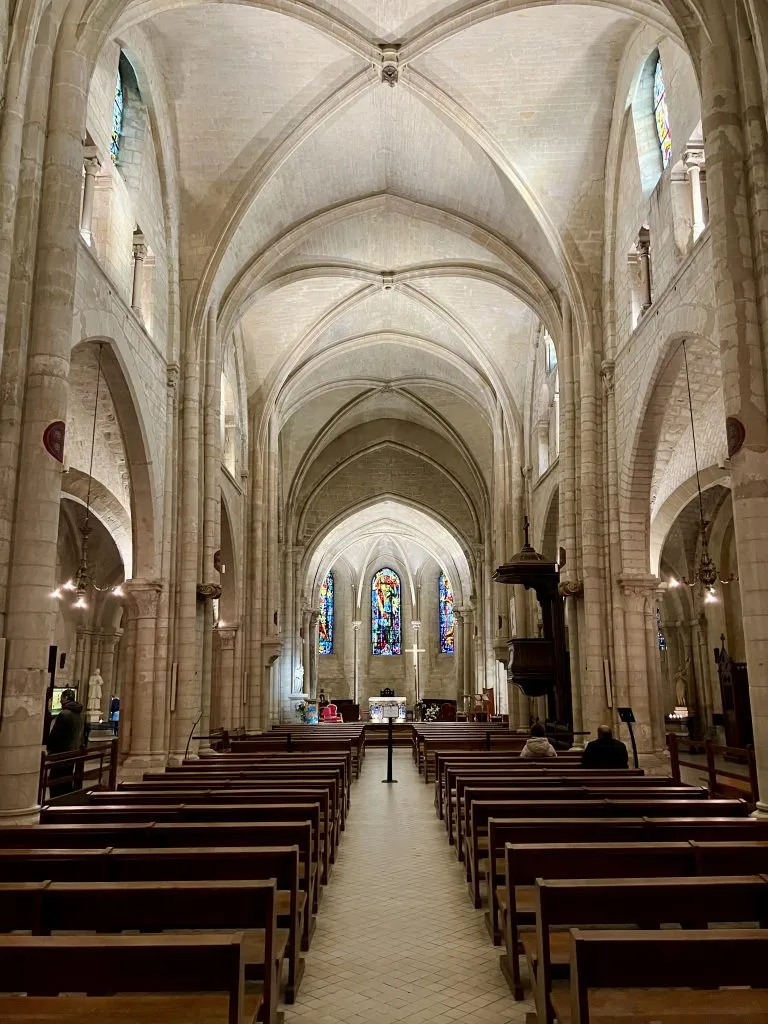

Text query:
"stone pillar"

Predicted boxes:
[[79, 147, 100, 246], [121, 579, 162, 778], [410, 620, 421, 702], [73, 629, 88, 692], [216, 626, 238, 731], [684, 145, 706, 243], [352, 620, 361, 703], [536, 420, 549, 476], [636, 227, 652, 315], [100, 630, 121, 697], [699, 11, 768, 812], [308, 610, 319, 698], [131, 230, 147, 313], [454, 609, 464, 705], [460, 607, 474, 710], [618, 575, 665, 758]]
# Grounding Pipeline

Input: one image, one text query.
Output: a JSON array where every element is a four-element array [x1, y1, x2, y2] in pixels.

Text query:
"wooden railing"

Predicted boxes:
[[667, 733, 759, 807], [38, 738, 118, 805]]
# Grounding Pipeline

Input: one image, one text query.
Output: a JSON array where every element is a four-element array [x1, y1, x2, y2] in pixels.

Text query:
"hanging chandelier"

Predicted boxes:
[[667, 339, 738, 603], [52, 343, 125, 610]]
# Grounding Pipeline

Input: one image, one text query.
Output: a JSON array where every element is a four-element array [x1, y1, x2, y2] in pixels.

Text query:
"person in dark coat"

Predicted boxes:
[[46, 688, 85, 797], [581, 724, 629, 769]]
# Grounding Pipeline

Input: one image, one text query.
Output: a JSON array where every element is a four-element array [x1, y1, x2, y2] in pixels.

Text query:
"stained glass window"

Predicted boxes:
[[111, 68, 124, 163], [318, 571, 334, 654], [371, 568, 401, 655], [439, 571, 455, 654], [653, 58, 672, 169]]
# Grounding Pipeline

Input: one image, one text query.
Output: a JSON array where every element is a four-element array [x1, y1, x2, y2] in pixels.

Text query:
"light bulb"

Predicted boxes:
[[63, 579, 76, 591], [74, 596, 88, 610], [704, 588, 717, 604], [51, 587, 63, 599], [112, 585, 125, 597], [668, 578, 680, 588]]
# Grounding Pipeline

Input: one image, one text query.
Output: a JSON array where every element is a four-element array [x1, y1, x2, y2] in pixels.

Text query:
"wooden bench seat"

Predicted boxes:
[[530, 875, 768, 1023], [0, 933, 260, 1024], [557, 929, 768, 1023], [466, 799, 747, 909], [0, 844, 306, 999]]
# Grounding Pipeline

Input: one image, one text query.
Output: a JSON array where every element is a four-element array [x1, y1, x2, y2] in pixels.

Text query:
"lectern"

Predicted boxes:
[[381, 704, 398, 783]]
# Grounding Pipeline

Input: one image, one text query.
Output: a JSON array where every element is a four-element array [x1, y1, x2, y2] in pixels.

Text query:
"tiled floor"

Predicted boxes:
[[287, 749, 534, 1024]]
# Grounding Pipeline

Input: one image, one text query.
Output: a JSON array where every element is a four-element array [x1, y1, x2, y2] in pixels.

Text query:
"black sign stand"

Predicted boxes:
[[381, 713, 398, 783], [617, 706, 639, 769]]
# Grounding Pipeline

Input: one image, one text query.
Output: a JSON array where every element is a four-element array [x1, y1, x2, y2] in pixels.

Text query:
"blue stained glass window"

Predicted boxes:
[[371, 568, 401, 655], [318, 572, 334, 654], [439, 571, 455, 654], [653, 58, 672, 169], [111, 68, 124, 163]]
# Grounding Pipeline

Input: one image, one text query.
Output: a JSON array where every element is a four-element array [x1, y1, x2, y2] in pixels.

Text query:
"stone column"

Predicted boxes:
[[636, 227, 652, 315], [308, 611, 319, 699], [131, 230, 147, 313], [618, 575, 665, 758], [121, 579, 162, 778], [100, 631, 121, 697], [454, 609, 465, 705], [460, 607, 474, 710], [684, 145, 706, 243], [73, 629, 88, 692], [699, 10, 768, 813], [301, 607, 311, 691], [79, 147, 100, 246], [352, 620, 361, 703], [216, 626, 237, 731], [536, 420, 549, 476], [410, 620, 421, 702]]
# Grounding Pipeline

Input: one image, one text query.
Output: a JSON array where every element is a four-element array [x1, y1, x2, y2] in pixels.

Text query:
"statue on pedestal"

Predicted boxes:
[[674, 666, 688, 708], [87, 668, 104, 721]]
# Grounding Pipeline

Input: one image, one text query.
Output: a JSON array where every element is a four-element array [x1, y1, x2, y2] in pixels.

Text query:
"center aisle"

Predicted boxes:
[[286, 748, 534, 1024]]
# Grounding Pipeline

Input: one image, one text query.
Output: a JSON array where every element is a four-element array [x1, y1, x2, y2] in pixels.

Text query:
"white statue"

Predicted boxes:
[[293, 664, 305, 695], [674, 667, 688, 708], [87, 667, 104, 719]]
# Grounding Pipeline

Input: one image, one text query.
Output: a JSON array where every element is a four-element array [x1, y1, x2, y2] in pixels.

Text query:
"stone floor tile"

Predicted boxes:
[[285, 750, 535, 1024]]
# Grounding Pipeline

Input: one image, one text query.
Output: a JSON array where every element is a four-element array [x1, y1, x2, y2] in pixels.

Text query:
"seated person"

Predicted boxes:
[[519, 721, 557, 758], [581, 724, 629, 769], [318, 689, 329, 710]]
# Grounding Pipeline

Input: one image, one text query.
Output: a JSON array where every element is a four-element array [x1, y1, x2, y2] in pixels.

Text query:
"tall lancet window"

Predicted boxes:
[[318, 571, 334, 654], [110, 66, 124, 162], [439, 571, 455, 653], [371, 568, 401, 655], [654, 57, 672, 168]]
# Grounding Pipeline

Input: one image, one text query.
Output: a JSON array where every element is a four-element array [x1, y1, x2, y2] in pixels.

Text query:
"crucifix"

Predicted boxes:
[[404, 634, 426, 702]]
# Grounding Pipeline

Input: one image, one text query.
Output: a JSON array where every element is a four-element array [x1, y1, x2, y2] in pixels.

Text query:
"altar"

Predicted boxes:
[[368, 696, 407, 723]]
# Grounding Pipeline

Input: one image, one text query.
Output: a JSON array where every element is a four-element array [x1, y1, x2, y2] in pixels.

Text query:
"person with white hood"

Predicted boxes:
[[519, 721, 557, 758]]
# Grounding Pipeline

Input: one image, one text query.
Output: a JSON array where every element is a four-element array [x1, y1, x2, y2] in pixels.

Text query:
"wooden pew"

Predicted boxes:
[[0, 845, 304, 1000], [89, 788, 335, 878], [41, 802, 324, 905], [531, 875, 768, 1023], [0, 820, 315, 954], [485, 816, 768, 948], [456, 784, 704, 862], [564, 930, 768, 1023], [467, 798, 747, 908], [499, 842, 698, 997], [0, 933, 261, 1024], [164, 761, 351, 813], [37, 880, 280, 1024], [692, 840, 768, 873]]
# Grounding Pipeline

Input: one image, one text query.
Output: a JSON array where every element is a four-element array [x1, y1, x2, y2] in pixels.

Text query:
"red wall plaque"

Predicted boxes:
[[43, 421, 65, 463]]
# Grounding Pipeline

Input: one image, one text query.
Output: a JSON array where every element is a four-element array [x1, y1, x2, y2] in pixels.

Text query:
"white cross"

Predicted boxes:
[[404, 642, 425, 667]]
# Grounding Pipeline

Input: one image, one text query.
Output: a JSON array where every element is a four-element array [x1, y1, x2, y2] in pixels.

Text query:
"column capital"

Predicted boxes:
[[216, 626, 238, 650], [83, 150, 101, 176], [351, 619, 362, 631], [132, 230, 147, 261], [123, 577, 163, 617], [618, 573, 660, 602], [166, 362, 180, 391], [684, 143, 705, 170], [636, 226, 651, 256]]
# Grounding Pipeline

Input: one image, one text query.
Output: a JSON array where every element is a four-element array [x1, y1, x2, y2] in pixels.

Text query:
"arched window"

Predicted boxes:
[[653, 57, 672, 169], [371, 568, 401, 655], [110, 67, 124, 162], [544, 331, 557, 373], [318, 572, 334, 654], [439, 571, 455, 654]]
